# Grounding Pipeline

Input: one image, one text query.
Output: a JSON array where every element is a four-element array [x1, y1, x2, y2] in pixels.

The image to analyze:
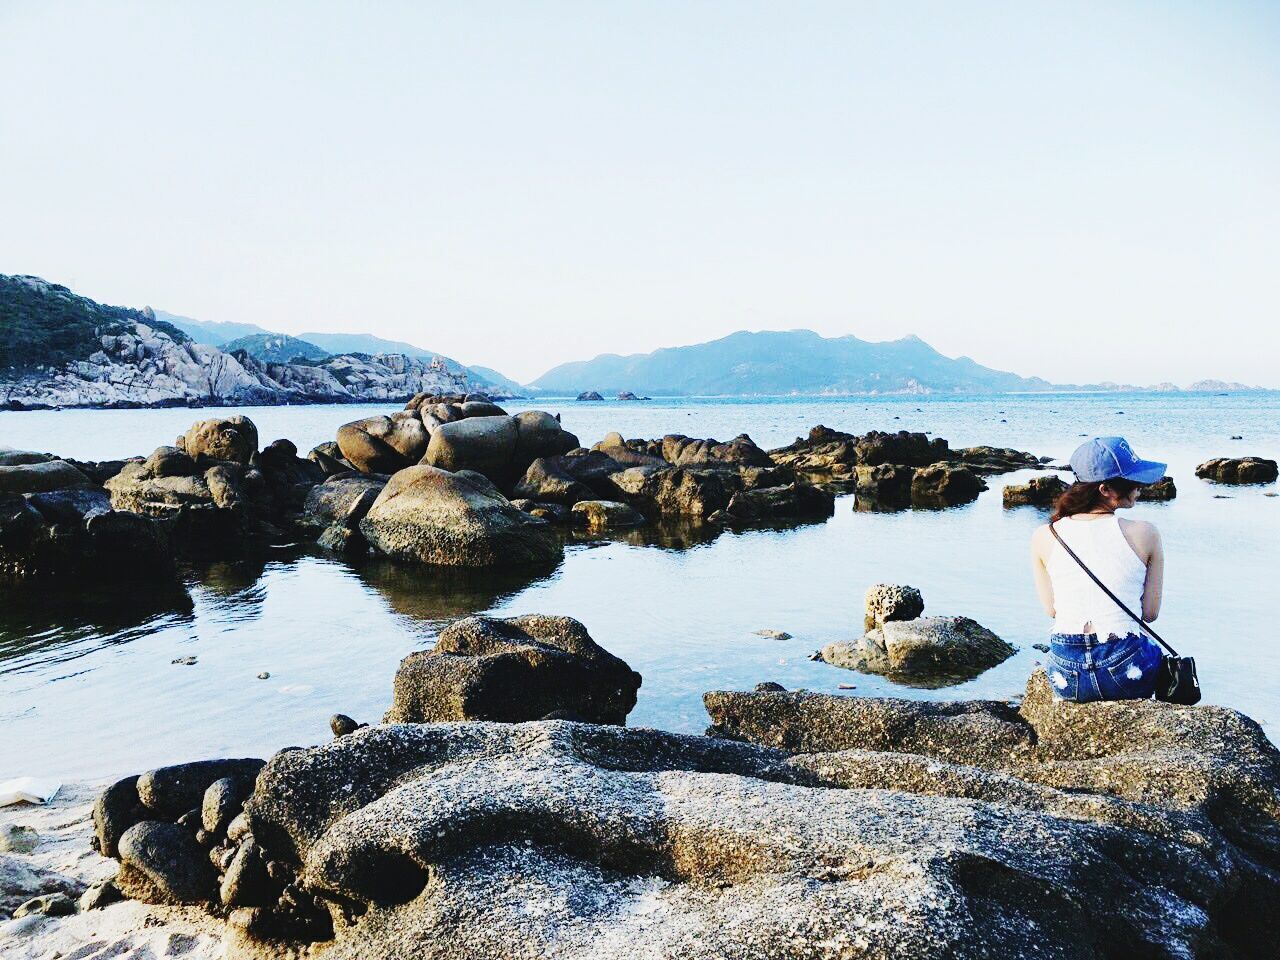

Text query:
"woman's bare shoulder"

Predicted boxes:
[[1119, 517, 1161, 549]]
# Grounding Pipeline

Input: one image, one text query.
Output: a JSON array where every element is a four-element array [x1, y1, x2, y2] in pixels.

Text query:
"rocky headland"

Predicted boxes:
[[0, 275, 490, 409]]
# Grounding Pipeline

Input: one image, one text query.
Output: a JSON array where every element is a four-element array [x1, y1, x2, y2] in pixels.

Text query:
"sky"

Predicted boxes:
[[2, 2, 1278, 387]]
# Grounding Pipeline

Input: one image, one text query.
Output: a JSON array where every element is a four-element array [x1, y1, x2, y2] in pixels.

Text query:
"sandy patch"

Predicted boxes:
[[0, 782, 225, 959]]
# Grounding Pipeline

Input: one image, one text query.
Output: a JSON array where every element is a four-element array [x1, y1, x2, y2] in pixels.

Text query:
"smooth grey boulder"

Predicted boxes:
[[337, 413, 428, 474], [424, 415, 519, 477], [0, 854, 85, 920], [116, 821, 217, 904], [92, 775, 144, 859], [359, 465, 561, 568], [385, 614, 641, 724], [203, 776, 252, 836], [0, 459, 91, 494]]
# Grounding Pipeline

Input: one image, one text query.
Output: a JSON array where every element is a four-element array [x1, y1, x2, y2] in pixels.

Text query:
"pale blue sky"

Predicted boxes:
[[2, 1, 1277, 385]]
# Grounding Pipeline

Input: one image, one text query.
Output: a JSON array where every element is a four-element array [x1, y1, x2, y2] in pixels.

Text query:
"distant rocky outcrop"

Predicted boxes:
[[1196, 457, 1278, 485], [1003, 474, 1069, 508], [0, 275, 484, 409], [220, 333, 329, 363]]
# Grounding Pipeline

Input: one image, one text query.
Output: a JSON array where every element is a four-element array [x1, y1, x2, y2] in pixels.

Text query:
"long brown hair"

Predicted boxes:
[[1051, 478, 1142, 522]]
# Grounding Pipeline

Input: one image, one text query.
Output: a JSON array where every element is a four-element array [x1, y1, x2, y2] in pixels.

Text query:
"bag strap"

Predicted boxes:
[[1049, 520, 1180, 657]]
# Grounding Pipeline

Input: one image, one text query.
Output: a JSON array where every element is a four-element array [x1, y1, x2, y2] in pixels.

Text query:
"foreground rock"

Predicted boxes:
[[1002, 474, 1069, 507], [81, 670, 1279, 959], [385, 614, 641, 724], [1196, 457, 1278, 485], [822, 584, 1014, 686], [359, 465, 561, 567]]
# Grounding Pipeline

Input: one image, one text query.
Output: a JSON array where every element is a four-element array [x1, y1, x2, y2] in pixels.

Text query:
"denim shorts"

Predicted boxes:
[[1046, 632, 1164, 703]]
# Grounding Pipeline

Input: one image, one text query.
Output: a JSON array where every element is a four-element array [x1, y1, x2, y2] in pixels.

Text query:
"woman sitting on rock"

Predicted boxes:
[[1029, 437, 1167, 702]]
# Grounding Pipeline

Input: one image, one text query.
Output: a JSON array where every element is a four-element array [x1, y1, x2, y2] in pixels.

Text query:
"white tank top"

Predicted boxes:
[[1046, 515, 1150, 640]]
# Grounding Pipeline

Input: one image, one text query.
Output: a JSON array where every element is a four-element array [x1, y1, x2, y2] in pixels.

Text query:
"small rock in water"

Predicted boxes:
[[837, 683, 857, 690], [1231, 435, 1243, 440], [172, 656, 198, 666], [754, 682, 786, 692], [257, 671, 270, 680], [0, 823, 40, 853], [1033, 643, 1051, 653], [807, 651, 823, 661], [754, 629, 792, 641], [330, 714, 360, 737]]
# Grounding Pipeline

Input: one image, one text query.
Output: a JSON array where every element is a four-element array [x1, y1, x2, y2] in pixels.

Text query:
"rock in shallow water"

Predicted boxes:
[[822, 616, 1016, 687], [359, 465, 561, 568], [1196, 457, 1278, 485], [384, 614, 641, 725]]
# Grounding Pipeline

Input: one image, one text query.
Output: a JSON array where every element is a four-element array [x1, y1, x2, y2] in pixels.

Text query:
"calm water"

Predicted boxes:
[[2, 393, 1277, 779]]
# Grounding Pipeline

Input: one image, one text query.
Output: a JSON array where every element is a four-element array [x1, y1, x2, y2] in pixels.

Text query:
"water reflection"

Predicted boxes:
[[352, 556, 560, 623]]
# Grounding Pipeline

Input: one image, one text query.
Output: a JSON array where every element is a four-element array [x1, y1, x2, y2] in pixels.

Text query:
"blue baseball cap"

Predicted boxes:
[[1069, 437, 1166, 485]]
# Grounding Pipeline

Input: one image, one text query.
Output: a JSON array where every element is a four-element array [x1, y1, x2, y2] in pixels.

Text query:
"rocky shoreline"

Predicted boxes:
[[5, 400, 1279, 957]]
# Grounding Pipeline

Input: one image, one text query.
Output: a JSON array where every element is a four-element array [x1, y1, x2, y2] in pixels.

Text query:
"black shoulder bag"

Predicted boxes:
[[1049, 522, 1200, 705]]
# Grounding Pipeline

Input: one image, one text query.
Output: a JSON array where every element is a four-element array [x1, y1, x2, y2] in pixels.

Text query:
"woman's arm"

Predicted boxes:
[[1030, 527, 1056, 618], [1142, 525, 1164, 622]]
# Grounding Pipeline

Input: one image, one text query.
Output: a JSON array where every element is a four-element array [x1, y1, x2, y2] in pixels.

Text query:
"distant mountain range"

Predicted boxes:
[[529, 329, 1267, 396], [531, 329, 1054, 396]]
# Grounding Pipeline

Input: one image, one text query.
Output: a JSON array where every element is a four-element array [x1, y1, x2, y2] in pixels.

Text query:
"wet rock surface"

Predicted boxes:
[[1196, 457, 1278, 484], [1002, 474, 1069, 507], [385, 614, 641, 724], [1141, 475, 1177, 501]]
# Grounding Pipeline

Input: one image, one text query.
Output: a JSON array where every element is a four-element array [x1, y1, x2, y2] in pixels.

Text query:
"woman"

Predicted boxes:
[[1030, 436, 1167, 702]]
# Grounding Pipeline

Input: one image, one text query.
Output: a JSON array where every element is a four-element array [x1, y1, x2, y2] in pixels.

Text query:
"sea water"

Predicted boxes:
[[1, 392, 1277, 779]]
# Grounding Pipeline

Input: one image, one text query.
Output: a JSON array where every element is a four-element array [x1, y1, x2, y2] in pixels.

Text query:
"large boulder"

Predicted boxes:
[[660, 434, 773, 468], [769, 425, 860, 475], [855, 430, 951, 467], [302, 475, 386, 529], [512, 456, 594, 506], [1195, 457, 1278, 485], [116, 821, 218, 904], [591, 432, 667, 468], [211, 675, 1280, 959], [719, 483, 835, 524], [822, 615, 1016, 686], [424, 415, 519, 476], [424, 412, 579, 486], [910, 463, 985, 507], [0, 458, 91, 494], [359, 465, 561, 567], [337, 413, 430, 474], [182, 415, 259, 465], [853, 463, 915, 509], [1002, 474, 1069, 508], [385, 614, 641, 724]]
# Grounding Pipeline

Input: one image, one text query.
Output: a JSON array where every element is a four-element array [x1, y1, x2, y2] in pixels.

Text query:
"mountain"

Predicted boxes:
[[299, 331, 440, 361], [223, 333, 330, 363], [2, 276, 190, 372], [466, 365, 528, 396], [153, 310, 271, 346], [530, 329, 1056, 396], [0, 275, 483, 409]]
